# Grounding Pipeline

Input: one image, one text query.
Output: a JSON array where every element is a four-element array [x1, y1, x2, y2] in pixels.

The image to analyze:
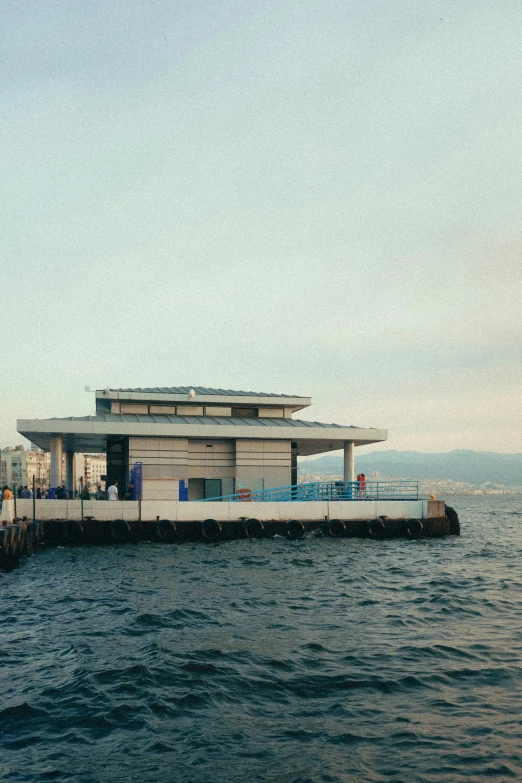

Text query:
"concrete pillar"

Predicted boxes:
[[65, 451, 74, 496], [50, 435, 63, 490], [343, 441, 355, 483]]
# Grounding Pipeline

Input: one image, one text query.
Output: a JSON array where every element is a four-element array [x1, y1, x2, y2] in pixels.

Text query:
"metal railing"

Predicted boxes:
[[198, 480, 419, 502]]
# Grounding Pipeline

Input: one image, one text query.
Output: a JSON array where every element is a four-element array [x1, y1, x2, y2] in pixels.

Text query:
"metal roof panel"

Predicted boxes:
[[108, 386, 302, 398], [46, 414, 360, 429]]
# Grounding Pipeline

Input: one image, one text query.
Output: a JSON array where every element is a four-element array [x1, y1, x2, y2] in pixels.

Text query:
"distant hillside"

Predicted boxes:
[[298, 450, 522, 486]]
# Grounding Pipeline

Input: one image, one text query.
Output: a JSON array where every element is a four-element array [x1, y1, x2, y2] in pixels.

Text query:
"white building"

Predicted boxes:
[[18, 386, 387, 500], [1, 447, 50, 491]]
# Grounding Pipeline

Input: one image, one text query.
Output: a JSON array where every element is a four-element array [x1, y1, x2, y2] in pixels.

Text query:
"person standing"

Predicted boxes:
[[21, 486, 31, 499], [107, 481, 119, 501]]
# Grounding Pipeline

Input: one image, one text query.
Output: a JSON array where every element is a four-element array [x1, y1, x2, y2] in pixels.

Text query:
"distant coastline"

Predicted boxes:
[[298, 449, 522, 495]]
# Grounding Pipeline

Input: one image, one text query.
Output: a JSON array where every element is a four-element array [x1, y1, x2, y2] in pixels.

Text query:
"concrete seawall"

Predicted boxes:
[[4, 498, 432, 523]]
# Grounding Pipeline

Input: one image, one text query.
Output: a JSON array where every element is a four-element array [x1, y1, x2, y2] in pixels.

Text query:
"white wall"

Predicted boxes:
[[235, 440, 291, 491], [12, 499, 426, 522]]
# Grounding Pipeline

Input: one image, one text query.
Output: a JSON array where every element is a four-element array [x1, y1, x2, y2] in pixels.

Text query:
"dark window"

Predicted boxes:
[[231, 407, 258, 418]]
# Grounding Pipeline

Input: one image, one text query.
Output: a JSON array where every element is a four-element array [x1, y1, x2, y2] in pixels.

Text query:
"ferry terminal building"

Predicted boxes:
[[17, 387, 387, 500]]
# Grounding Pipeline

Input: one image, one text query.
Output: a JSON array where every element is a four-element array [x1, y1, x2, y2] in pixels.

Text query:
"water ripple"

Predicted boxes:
[[1, 495, 522, 782]]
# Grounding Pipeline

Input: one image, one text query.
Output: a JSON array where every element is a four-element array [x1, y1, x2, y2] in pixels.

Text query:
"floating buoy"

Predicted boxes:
[[110, 519, 131, 541], [327, 519, 346, 538], [243, 518, 264, 538], [406, 519, 423, 539], [156, 519, 177, 541], [286, 520, 305, 540], [201, 518, 222, 542], [368, 518, 386, 539]]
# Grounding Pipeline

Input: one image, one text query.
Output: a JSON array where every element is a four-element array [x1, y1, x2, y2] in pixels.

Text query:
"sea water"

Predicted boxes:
[[1, 495, 521, 782]]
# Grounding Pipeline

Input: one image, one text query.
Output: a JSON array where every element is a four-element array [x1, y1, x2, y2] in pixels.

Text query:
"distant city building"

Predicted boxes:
[[1, 447, 50, 490], [0, 446, 106, 493]]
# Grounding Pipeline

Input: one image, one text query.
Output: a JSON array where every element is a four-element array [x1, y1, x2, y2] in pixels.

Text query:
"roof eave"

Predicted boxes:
[[17, 418, 387, 453], [95, 390, 311, 408]]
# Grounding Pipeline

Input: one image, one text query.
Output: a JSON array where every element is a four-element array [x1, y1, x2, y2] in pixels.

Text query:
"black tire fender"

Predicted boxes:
[[445, 506, 460, 536], [10, 525, 22, 555], [242, 518, 264, 538], [406, 518, 423, 539], [368, 518, 385, 539], [286, 520, 305, 540], [156, 519, 177, 541], [65, 520, 84, 543], [328, 519, 346, 538], [27, 521, 39, 546], [201, 518, 222, 542], [0, 528, 10, 557], [110, 519, 131, 540]]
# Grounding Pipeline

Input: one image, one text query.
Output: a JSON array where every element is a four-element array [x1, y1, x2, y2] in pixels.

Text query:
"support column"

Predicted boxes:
[[343, 441, 355, 483], [65, 451, 74, 497], [50, 435, 63, 491]]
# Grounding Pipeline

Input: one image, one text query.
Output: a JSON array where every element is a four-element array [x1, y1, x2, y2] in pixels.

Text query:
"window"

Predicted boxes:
[[231, 407, 258, 418]]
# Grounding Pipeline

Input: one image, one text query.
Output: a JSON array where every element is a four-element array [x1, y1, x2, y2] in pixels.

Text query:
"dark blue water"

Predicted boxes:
[[1, 496, 522, 783]]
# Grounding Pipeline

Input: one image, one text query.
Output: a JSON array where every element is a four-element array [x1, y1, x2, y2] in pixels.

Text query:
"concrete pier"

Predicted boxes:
[[0, 499, 459, 570]]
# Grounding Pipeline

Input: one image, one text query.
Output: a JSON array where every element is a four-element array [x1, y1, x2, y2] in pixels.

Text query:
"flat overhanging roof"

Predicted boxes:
[[97, 387, 311, 411], [18, 414, 387, 456]]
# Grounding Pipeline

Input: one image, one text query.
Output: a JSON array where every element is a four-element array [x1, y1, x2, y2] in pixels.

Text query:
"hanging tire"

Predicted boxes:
[[243, 518, 264, 538], [327, 519, 346, 538], [406, 519, 423, 539], [445, 506, 460, 536], [156, 519, 177, 541], [110, 519, 131, 541], [201, 518, 222, 542], [287, 520, 305, 540], [368, 518, 385, 539]]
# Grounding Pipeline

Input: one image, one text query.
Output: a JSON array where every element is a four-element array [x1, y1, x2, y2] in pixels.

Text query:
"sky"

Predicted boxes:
[[1, 0, 521, 454]]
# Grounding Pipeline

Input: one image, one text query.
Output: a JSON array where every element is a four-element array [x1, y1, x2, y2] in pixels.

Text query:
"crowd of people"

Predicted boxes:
[[1, 481, 135, 504]]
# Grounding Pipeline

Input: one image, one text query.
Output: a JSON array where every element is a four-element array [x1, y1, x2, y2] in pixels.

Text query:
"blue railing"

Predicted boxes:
[[198, 480, 419, 502]]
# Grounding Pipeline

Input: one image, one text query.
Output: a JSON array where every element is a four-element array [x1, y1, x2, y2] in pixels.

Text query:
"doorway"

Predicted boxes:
[[204, 479, 222, 499], [188, 478, 223, 501]]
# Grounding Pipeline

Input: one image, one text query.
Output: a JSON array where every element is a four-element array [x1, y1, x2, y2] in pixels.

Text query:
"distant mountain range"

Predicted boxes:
[[298, 450, 522, 486]]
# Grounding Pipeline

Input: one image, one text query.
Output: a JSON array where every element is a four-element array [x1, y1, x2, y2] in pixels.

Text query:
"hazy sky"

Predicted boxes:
[[2, 0, 521, 454]]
